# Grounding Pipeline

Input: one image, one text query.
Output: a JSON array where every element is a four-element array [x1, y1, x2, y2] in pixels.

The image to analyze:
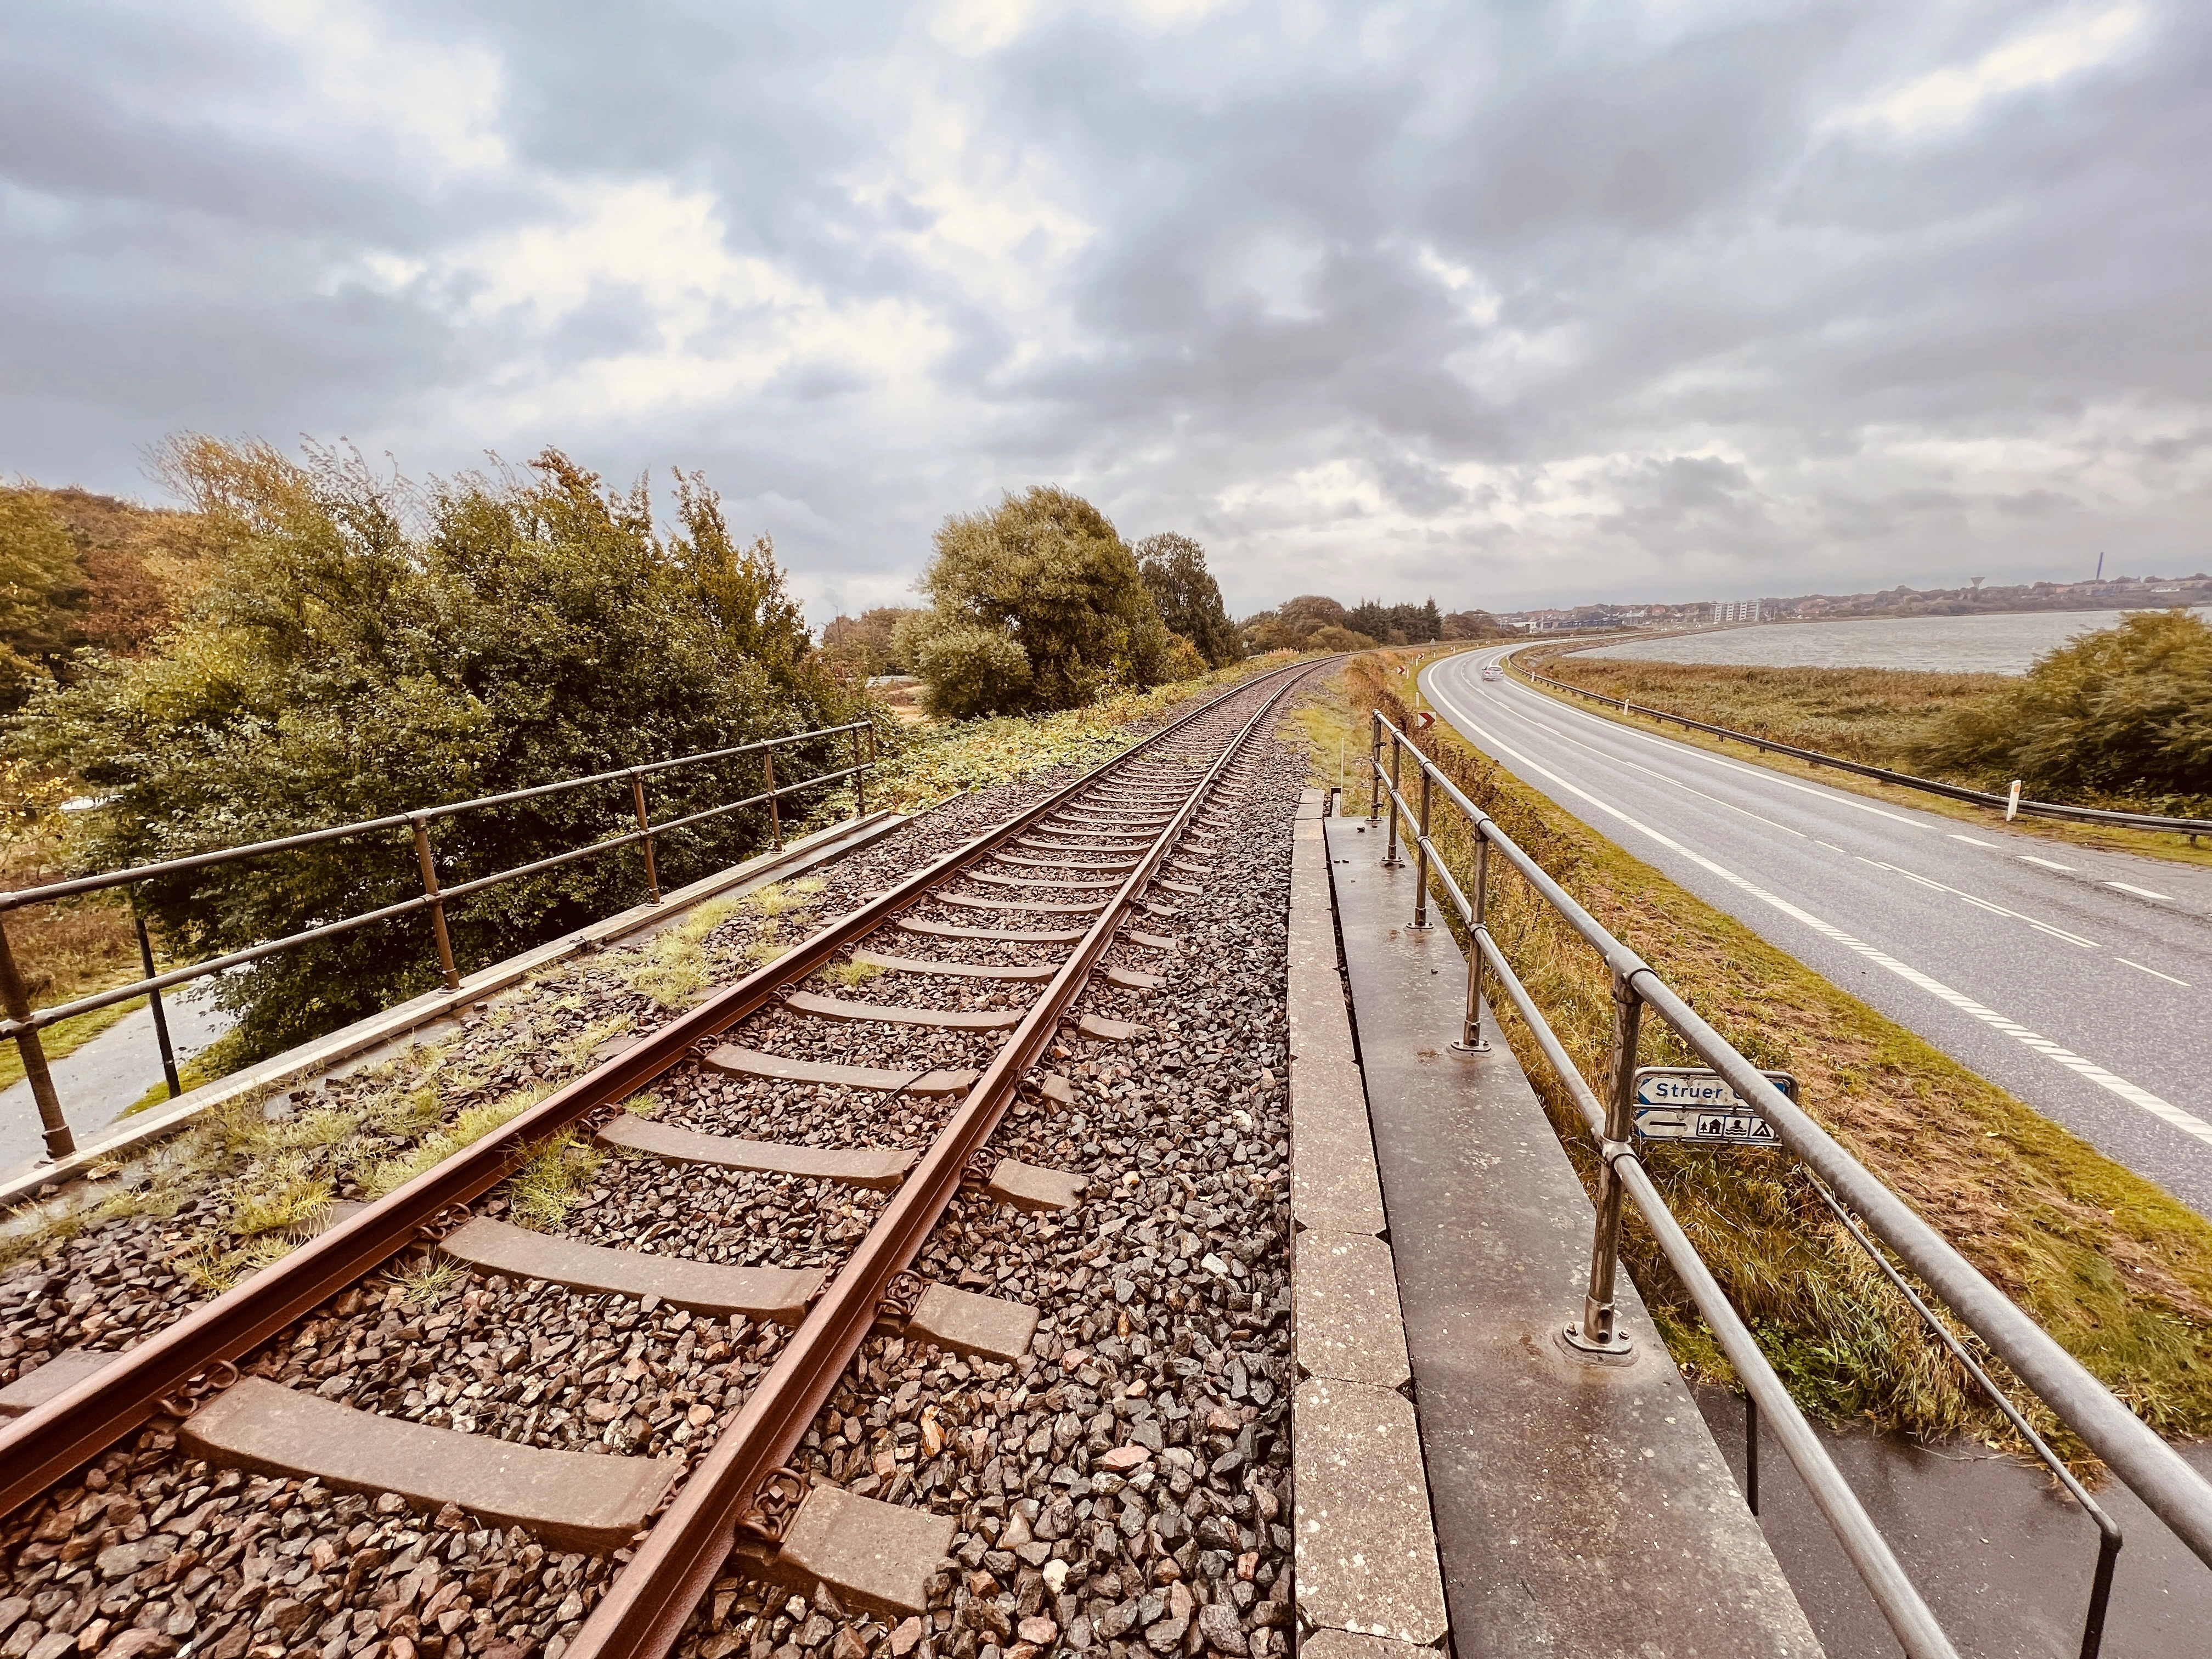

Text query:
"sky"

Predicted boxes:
[[3, 0, 2208, 623]]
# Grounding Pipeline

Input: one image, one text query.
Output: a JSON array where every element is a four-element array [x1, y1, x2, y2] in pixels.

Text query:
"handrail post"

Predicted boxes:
[[1382, 726, 1404, 868], [763, 752, 783, 851], [629, 770, 661, 903], [1565, 967, 1639, 1357], [132, 903, 182, 1099], [1411, 764, 1435, 929], [854, 727, 869, 819], [410, 817, 461, 992], [1450, 833, 1491, 1054], [1368, 712, 1382, 823], [0, 916, 72, 1160]]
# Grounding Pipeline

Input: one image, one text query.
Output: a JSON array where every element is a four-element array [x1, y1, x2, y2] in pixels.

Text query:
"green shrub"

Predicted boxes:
[[1908, 610, 2212, 812], [904, 486, 1173, 716], [20, 438, 857, 1063], [907, 621, 1035, 718]]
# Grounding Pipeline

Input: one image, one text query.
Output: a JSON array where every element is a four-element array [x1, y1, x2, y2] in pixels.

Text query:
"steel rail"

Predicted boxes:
[[0, 664, 1310, 1522], [1504, 647, 2212, 838], [0, 724, 874, 915], [1369, 715, 2212, 1579], [562, 662, 1325, 1659]]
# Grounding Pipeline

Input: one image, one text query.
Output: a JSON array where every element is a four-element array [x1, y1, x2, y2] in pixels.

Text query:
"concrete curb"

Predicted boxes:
[[1286, 786, 1449, 1656], [0, 811, 906, 1206]]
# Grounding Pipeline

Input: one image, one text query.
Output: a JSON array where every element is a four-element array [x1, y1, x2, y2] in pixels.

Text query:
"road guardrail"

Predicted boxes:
[[1508, 645, 2212, 841]]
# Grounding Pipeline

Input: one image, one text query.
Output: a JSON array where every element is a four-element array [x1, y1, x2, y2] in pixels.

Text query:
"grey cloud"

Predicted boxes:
[[4, 0, 2209, 618]]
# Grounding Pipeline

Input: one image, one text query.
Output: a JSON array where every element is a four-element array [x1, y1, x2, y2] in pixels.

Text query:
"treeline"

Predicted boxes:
[[0, 484, 219, 707], [816, 490, 1243, 718], [1241, 594, 1513, 653]]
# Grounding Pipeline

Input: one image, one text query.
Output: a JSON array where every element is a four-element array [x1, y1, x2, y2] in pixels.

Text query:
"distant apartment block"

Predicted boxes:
[[1710, 600, 1764, 624]]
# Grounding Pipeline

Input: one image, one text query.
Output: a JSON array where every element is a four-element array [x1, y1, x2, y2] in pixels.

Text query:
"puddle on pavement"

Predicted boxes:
[[1694, 1386, 2212, 1657]]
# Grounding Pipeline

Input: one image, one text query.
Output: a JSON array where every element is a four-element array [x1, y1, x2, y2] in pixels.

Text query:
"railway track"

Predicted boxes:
[[0, 661, 1321, 1659]]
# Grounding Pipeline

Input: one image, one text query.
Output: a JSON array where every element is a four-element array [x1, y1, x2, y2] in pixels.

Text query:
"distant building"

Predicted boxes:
[[1710, 600, 1763, 624]]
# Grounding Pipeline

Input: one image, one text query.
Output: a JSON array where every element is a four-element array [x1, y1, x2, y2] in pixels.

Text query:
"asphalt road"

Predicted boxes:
[[1420, 646, 2212, 1217]]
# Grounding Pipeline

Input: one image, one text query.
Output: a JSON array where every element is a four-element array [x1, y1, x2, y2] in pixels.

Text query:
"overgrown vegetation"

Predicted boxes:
[[16, 438, 862, 1066], [1319, 652, 2212, 1449], [865, 654, 1295, 810], [894, 488, 1184, 719], [1538, 654, 2007, 769], [1136, 533, 1243, 670], [1907, 609, 2212, 818], [1540, 608, 2212, 821]]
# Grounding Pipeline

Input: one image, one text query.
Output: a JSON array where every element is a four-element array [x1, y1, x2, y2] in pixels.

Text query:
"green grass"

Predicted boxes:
[[1532, 651, 2212, 868], [505, 1130, 605, 1231], [1325, 652, 2212, 1452]]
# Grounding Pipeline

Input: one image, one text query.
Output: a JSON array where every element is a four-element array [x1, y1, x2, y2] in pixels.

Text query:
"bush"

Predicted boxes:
[[1163, 634, 1209, 682], [905, 487, 1173, 716], [1906, 609, 2212, 812], [909, 623, 1035, 718], [20, 438, 856, 1062], [1308, 624, 1379, 653]]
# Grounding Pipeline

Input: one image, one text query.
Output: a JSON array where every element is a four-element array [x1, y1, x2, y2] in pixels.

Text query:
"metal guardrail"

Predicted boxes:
[[0, 721, 877, 1163], [1368, 710, 2212, 1659], [1510, 647, 2212, 840]]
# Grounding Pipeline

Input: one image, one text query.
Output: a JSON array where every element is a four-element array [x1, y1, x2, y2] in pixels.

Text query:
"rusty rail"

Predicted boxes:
[[0, 663, 1313, 1533], [568, 659, 1325, 1659]]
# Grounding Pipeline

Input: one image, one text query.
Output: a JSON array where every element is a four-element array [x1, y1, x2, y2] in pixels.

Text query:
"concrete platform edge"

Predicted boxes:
[[1, 810, 907, 1204], [1325, 808, 1822, 1657], [1286, 786, 1451, 1653]]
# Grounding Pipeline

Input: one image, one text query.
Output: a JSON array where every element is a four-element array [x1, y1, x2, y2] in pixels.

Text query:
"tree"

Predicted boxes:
[[819, 605, 924, 679], [1135, 533, 1243, 668], [23, 438, 855, 1062], [904, 486, 1173, 717], [0, 491, 88, 703]]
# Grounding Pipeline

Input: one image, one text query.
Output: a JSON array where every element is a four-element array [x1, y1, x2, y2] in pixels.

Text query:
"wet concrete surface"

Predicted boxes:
[[0, 987, 230, 1175], [1694, 1386, 2212, 1656]]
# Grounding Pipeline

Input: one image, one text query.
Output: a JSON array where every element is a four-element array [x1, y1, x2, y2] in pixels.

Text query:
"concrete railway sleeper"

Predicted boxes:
[[0, 660, 1325, 1659]]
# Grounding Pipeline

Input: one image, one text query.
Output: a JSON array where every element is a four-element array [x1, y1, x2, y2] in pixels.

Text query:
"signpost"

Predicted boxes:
[[1632, 1065, 1797, 1148]]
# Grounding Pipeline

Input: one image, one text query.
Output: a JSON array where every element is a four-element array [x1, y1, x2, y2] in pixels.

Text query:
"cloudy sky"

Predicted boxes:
[[3, 1, 2207, 621]]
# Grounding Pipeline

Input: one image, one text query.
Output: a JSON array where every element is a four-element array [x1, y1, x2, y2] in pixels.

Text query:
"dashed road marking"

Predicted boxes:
[[2018, 855, 2076, 872], [1425, 689, 2212, 1153], [2116, 958, 2191, 988], [2107, 881, 2176, 902], [1854, 857, 2100, 949], [1949, 833, 2000, 848]]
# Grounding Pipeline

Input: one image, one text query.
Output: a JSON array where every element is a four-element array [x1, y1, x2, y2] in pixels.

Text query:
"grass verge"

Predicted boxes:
[[1529, 652, 2212, 868], [861, 654, 1314, 814], [1301, 654, 2212, 1453]]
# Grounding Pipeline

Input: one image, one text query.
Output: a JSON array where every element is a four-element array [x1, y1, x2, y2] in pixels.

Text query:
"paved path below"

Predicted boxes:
[[0, 991, 232, 1177]]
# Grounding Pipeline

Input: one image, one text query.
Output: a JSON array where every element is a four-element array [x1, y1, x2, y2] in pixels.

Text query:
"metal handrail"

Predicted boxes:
[[0, 720, 878, 1162], [1367, 709, 2212, 1659], [1509, 648, 2212, 838]]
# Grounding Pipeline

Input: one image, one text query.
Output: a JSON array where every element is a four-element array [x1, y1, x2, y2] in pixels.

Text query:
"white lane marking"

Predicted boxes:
[[1815, 840, 1849, 854], [1853, 857, 2101, 950], [1431, 696, 2212, 1151], [1457, 658, 1928, 827], [2018, 855, 2076, 872], [1949, 833, 2000, 848], [2107, 881, 2176, 902], [1473, 697, 1812, 840], [2116, 957, 2192, 988]]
